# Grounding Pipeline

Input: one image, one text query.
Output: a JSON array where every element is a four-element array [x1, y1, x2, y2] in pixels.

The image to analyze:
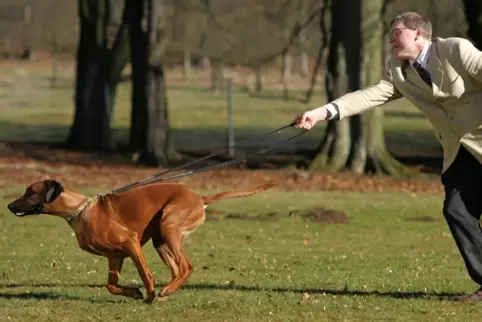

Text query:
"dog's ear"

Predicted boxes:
[[44, 180, 64, 204]]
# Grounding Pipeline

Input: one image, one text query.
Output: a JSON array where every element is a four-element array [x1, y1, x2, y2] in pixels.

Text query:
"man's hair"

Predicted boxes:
[[390, 12, 432, 39]]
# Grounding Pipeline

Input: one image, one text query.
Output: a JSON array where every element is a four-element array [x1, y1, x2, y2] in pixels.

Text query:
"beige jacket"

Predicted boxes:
[[332, 37, 482, 173]]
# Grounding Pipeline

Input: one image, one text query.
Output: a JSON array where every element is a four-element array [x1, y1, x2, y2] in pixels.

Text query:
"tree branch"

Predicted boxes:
[[304, 0, 330, 103], [256, 5, 322, 65]]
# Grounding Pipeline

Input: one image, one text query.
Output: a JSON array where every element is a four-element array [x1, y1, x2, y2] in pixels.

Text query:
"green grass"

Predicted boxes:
[[1, 186, 481, 321], [0, 65, 439, 155]]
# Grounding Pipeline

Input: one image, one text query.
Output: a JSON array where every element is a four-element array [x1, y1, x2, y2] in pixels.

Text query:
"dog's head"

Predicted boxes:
[[7, 180, 64, 217]]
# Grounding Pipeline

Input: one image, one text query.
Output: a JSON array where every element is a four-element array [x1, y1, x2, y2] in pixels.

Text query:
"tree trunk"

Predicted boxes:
[[200, 0, 211, 71], [210, 59, 224, 94], [255, 65, 263, 93], [203, 57, 211, 70], [310, 24, 351, 171], [182, 7, 191, 79], [173, 0, 191, 79], [281, 29, 291, 82], [309, 0, 408, 175], [354, 0, 406, 174], [183, 46, 191, 79], [304, 2, 329, 103], [67, 0, 128, 151], [462, 0, 482, 49], [128, 0, 173, 166], [298, 0, 309, 78], [310, 0, 350, 171], [281, 28, 291, 100]]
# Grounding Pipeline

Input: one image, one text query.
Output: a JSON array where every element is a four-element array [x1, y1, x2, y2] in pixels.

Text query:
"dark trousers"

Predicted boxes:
[[442, 145, 482, 286]]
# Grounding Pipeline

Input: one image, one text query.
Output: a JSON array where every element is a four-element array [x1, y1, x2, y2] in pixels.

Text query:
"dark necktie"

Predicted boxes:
[[413, 61, 432, 86]]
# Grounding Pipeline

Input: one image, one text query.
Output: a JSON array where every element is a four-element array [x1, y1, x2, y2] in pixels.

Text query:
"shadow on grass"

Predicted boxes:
[[0, 284, 124, 303], [0, 291, 82, 301], [0, 282, 465, 301], [183, 283, 465, 301], [0, 283, 105, 289]]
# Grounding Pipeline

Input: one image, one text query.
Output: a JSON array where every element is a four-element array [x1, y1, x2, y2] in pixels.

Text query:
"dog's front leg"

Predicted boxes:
[[124, 240, 158, 304], [107, 256, 144, 300]]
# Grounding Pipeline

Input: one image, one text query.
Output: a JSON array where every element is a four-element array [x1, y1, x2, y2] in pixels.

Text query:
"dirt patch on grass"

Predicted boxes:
[[205, 209, 280, 222], [405, 216, 438, 222], [292, 207, 349, 224], [226, 212, 279, 221], [206, 207, 349, 224]]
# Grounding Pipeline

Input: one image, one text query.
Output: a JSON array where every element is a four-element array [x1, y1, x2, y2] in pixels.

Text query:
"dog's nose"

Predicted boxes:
[[7, 203, 16, 212]]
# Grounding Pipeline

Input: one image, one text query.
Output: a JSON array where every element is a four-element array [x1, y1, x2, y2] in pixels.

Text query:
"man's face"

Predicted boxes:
[[389, 22, 420, 60]]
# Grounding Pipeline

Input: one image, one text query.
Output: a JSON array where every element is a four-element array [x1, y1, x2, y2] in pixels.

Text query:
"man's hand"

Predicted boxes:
[[292, 106, 329, 130]]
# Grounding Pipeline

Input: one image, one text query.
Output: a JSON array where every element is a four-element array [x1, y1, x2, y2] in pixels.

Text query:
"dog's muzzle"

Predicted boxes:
[[7, 203, 44, 217]]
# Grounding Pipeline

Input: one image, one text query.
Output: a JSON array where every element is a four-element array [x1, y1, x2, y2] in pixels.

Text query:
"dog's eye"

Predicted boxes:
[[24, 188, 34, 197]]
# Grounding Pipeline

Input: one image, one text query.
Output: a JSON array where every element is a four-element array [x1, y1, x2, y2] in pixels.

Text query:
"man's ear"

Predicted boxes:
[[45, 180, 64, 204], [415, 28, 422, 40]]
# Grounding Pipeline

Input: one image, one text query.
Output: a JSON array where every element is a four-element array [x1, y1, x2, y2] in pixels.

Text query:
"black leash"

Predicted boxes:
[[109, 122, 305, 194]]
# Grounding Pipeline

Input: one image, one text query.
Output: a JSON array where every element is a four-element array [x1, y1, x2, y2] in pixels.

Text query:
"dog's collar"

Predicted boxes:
[[65, 197, 95, 224]]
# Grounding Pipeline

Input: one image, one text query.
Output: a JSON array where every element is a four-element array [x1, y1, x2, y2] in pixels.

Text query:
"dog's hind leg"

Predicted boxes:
[[152, 233, 180, 283], [155, 202, 205, 297], [106, 256, 144, 300], [157, 228, 194, 297]]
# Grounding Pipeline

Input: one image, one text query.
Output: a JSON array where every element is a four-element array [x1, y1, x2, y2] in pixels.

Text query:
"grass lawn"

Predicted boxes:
[[0, 186, 480, 321]]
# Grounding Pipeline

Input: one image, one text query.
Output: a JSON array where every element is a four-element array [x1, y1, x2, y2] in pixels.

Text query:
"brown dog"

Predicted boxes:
[[7, 179, 275, 303]]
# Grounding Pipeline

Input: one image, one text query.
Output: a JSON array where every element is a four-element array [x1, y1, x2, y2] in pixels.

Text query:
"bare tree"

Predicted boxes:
[[304, 2, 329, 103], [172, 0, 192, 79], [309, 0, 406, 175], [298, 0, 310, 78], [67, 0, 128, 150], [128, 0, 174, 166]]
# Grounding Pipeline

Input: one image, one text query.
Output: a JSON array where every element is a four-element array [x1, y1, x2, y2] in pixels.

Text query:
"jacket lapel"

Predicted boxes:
[[402, 60, 432, 92], [427, 39, 444, 97]]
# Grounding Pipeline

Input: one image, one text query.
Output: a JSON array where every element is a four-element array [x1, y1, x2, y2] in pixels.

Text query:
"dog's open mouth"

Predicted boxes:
[[15, 212, 26, 217]]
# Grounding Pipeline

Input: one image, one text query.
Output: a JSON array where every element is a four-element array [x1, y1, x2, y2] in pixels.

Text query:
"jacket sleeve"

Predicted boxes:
[[447, 37, 482, 83], [330, 63, 402, 120]]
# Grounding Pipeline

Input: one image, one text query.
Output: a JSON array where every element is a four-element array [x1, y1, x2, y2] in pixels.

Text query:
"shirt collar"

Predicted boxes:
[[410, 41, 431, 68]]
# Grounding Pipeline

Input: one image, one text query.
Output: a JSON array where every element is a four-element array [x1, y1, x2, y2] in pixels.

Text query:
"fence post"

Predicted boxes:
[[226, 78, 234, 157]]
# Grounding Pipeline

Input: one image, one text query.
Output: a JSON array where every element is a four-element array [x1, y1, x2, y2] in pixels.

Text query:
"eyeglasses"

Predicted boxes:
[[389, 27, 415, 40]]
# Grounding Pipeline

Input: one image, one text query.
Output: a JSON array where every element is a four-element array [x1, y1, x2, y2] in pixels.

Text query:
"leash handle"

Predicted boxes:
[[111, 122, 297, 194]]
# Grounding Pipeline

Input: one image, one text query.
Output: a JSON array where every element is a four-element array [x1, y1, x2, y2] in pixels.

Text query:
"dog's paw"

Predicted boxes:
[[155, 296, 169, 303], [143, 296, 168, 304], [143, 298, 154, 304], [159, 287, 174, 297], [142, 290, 159, 304]]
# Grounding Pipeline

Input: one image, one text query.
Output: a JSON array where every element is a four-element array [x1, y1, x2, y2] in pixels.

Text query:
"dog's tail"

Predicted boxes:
[[201, 182, 276, 206]]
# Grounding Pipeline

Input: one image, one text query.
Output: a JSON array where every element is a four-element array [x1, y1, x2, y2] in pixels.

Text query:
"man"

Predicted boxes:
[[292, 11, 482, 302]]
